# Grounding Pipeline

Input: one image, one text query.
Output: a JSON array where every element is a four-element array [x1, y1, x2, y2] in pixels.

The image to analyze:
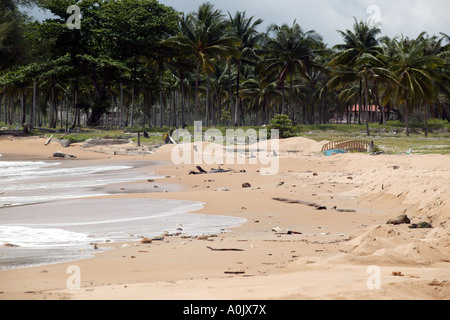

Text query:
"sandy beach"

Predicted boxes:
[[0, 135, 449, 300]]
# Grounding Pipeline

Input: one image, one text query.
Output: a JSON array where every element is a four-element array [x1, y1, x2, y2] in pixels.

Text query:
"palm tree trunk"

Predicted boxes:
[[173, 91, 177, 127], [310, 81, 316, 125], [180, 69, 185, 127], [364, 76, 370, 136], [20, 93, 25, 125], [404, 80, 409, 136], [234, 60, 241, 126], [32, 80, 36, 127], [51, 82, 56, 128], [424, 104, 429, 137], [159, 75, 163, 127], [228, 59, 233, 125], [195, 61, 200, 121], [120, 83, 124, 128], [206, 74, 210, 127], [358, 79, 362, 125], [130, 86, 135, 127], [290, 72, 294, 122]]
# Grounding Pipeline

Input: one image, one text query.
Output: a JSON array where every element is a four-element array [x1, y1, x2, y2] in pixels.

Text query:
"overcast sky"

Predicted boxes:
[[29, 0, 450, 46]]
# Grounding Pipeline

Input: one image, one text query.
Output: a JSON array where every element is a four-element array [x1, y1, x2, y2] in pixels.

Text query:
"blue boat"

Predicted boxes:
[[323, 149, 347, 156]]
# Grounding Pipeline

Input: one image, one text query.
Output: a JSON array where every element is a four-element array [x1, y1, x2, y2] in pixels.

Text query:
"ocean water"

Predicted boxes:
[[0, 199, 246, 270], [0, 160, 153, 207], [0, 161, 246, 270]]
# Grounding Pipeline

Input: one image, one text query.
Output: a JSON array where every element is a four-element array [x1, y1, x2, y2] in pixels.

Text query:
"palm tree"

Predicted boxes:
[[227, 11, 263, 126], [241, 61, 281, 124], [389, 34, 444, 136], [163, 3, 239, 123], [330, 19, 382, 135], [265, 20, 322, 121]]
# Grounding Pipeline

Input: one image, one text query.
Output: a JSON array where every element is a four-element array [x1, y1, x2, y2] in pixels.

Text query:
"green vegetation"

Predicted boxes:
[[268, 114, 295, 138], [0, 0, 449, 139], [20, 116, 446, 155]]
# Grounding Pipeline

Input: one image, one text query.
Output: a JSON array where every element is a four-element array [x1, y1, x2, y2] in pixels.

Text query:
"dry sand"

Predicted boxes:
[[0, 135, 449, 300]]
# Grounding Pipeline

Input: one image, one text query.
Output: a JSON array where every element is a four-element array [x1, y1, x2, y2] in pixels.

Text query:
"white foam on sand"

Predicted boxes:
[[0, 198, 246, 270], [0, 226, 89, 248]]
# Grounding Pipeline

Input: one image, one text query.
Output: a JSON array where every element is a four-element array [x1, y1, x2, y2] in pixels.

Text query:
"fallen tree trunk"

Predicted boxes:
[[272, 197, 327, 210], [53, 151, 77, 159], [207, 246, 244, 252], [189, 166, 233, 175]]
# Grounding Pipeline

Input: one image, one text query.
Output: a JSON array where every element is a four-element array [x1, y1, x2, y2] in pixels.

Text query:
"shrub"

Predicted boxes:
[[268, 114, 295, 138]]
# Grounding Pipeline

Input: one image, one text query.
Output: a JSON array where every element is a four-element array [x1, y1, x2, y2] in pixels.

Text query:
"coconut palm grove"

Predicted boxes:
[[1, 0, 449, 136]]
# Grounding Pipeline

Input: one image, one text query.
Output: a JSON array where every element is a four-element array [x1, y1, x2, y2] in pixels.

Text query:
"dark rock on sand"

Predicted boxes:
[[409, 222, 433, 229], [386, 214, 411, 225]]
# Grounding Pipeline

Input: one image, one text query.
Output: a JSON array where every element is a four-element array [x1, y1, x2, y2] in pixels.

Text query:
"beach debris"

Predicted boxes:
[[216, 187, 230, 192], [207, 246, 244, 252], [277, 181, 284, 186], [409, 222, 433, 229], [189, 166, 233, 175], [335, 208, 357, 213], [386, 214, 410, 225], [272, 197, 327, 210], [370, 151, 386, 156], [427, 279, 446, 286], [242, 182, 251, 188], [45, 135, 54, 145], [197, 235, 209, 240], [224, 271, 245, 275], [1, 243, 19, 248], [271, 227, 302, 235], [152, 236, 165, 241], [392, 271, 404, 277], [82, 138, 130, 148], [53, 151, 77, 159], [141, 238, 153, 244]]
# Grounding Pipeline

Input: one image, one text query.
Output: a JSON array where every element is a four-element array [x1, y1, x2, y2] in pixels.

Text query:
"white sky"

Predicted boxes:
[[160, 0, 450, 46], [28, 0, 450, 46]]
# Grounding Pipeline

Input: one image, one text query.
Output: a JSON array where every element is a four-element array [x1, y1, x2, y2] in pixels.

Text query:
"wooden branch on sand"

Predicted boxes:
[[53, 151, 77, 159], [45, 135, 54, 145], [207, 246, 244, 252], [189, 166, 233, 175], [272, 197, 327, 210]]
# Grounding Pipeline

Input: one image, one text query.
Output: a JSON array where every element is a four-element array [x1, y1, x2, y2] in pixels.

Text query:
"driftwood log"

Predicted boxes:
[[207, 246, 244, 252], [189, 166, 233, 175], [272, 197, 327, 210], [53, 151, 77, 159]]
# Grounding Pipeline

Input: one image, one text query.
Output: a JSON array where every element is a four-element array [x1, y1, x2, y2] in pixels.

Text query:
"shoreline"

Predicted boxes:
[[0, 135, 449, 300]]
